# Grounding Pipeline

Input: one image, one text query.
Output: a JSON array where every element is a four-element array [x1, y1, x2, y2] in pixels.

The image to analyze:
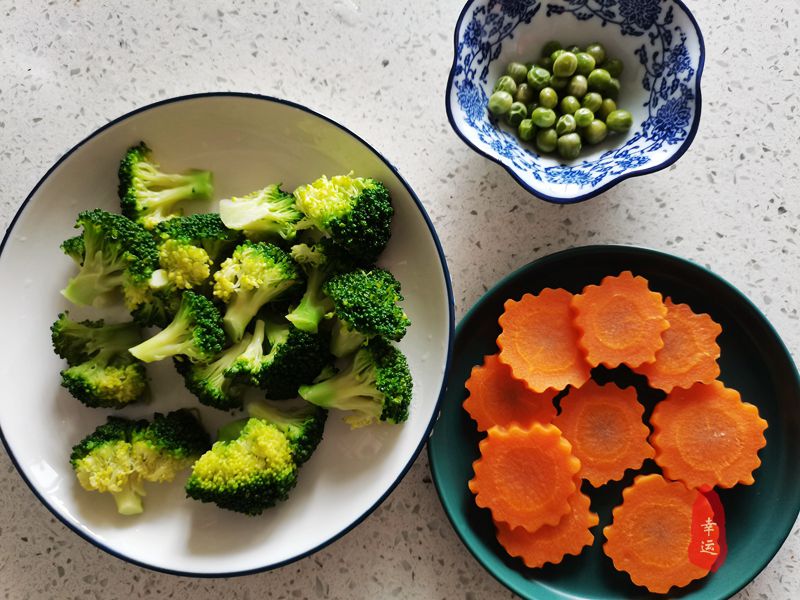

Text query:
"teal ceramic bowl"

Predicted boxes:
[[428, 245, 800, 600]]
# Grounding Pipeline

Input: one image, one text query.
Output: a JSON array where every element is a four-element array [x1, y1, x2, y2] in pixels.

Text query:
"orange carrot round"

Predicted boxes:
[[603, 474, 713, 594], [463, 354, 557, 431], [553, 381, 654, 486], [496, 491, 598, 568], [469, 424, 581, 532], [497, 288, 591, 393], [650, 381, 768, 489], [572, 271, 669, 368], [635, 299, 722, 392]]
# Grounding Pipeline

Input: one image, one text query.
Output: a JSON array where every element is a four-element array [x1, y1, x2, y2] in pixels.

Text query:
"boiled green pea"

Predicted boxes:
[[581, 119, 608, 144], [536, 128, 558, 153], [506, 62, 529, 84], [606, 109, 633, 132], [553, 52, 578, 77], [556, 114, 577, 136], [494, 75, 517, 95], [575, 52, 596, 76], [587, 68, 611, 91], [567, 74, 588, 98], [549, 76, 569, 91], [518, 119, 536, 141], [574, 107, 594, 128], [527, 66, 551, 90], [582, 92, 603, 113], [604, 58, 624, 78], [566, 45, 581, 54], [605, 77, 621, 100], [560, 95, 581, 115], [585, 43, 607, 65], [598, 98, 617, 120], [538, 87, 559, 109], [488, 91, 513, 116], [550, 49, 566, 63], [506, 102, 528, 127], [536, 56, 554, 71], [514, 83, 535, 105], [531, 107, 557, 128], [557, 132, 582, 160]]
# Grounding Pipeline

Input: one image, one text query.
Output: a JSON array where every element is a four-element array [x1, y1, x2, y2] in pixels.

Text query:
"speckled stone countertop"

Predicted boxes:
[[1, 0, 798, 598]]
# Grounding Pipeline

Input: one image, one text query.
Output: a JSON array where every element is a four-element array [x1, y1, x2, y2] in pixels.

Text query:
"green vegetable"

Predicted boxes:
[[574, 108, 594, 128], [299, 337, 412, 428], [536, 128, 558, 153], [494, 75, 518, 96], [538, 87, 558, 110], [531, 107, 556, 128], [575, 52, 596, 76], [587, 68, 612, 92], [548, 76, 569, 91], [567, 75, 588, 98], [518, 119, 536, 142], [582, 92, 603, 113], [605, 77, 621, 100], [557, 132, 583, 160], [556, 114, 577, 136], [52, 312, 149, 408], [582, 119, 609, 145], [514, 83, 535, 105], [606, 109, 633, 132], [219, 184, 308, 241], [506, 62, 529, 84], [550, 49, 566, 63], [60, 235, 85, 266], [526, 66, 551, 90], [604, 58, 624, 78], [585, 43, 607, 65], [598, 98, 618, 120], [118, 142, 213, 230], [553, 52, 578, 78], [536, 56, 554, 71], [506, 102, 528, 127], [488, 91, 513, 116], [245, 400, 328, 465], [542, 41, 562, 57], [560, 95, 581, 115]]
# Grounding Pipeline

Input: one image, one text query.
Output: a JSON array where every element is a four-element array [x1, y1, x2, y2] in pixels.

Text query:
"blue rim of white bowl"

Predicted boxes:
[[444, 0, 706, 204], [0, 91, 456, 578]]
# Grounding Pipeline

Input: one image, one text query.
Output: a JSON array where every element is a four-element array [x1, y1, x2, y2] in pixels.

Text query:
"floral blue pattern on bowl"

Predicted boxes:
[[446, 0, 705, 203]]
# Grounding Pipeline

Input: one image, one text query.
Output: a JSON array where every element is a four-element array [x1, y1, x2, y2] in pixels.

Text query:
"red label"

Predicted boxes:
[[688, 489, 727, 571]]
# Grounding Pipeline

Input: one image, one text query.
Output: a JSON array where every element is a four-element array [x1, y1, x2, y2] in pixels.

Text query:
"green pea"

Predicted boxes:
[[606, 109, 633, 132], [567, 45, 581, 54], [536, 56, 554, 71], [506, 62, 529, 84], [556, 114, 577, 136], [538, 87, 559, 109], [542, 41, 562, 58], [536, 128, 558, 153], [575, 52, 596, 76], [581, 119, 608, 145], [531, 107, 557, 128], [494, 75, 517, 95], [598, 98, 617, 120], [549, 76, 569, 91], [582, 92, 603, 113], [560, 95, 581, 115], [506, 102, 528, 127], [557, 133, 582, 160], [567, 75, 588, 98], [550, 49, 566, 63], [587, 68, 611, 92], [527, 66, 551, 91], [553, 52, 578, 77], [514, 83, 535, 105], [604, 58, 624, 78], [605, 77, 621, 100], [574, 107, 594, 128], [488, 91, 513, 116], [585, 43, 607, 65], [518, 119, 536, 142]]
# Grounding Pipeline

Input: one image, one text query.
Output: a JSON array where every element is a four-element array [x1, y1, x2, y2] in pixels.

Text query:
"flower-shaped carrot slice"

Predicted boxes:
[[463, 354, 557, 431], [604, 474, 714, 594], [497, 288, 591, 393], [572, 271, 669, 368], [553, 380, 654, 486], [469, 424, 580, 532], [496, 491, 598, 568], [650, 381, 768, 489], [635, 299, 722, 392]]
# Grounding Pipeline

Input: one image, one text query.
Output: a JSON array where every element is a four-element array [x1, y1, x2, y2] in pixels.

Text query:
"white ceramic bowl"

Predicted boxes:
[[0, 93, 454, 576]]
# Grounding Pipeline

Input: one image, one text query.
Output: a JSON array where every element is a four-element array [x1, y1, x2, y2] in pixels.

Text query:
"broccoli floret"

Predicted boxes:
[[173, 331, 257, 411], [246, 399, 327, 465], [51, 312, 150, 408], [61, 234, 85, 266], [298, 337, 412, 427], [212, 241, 302, 342], [128, 290, 225, 363], [293, 174, 393, 264], [324, 268, 411, 357], [130, 409, 210, 482], [185, 418, 298, 515], [223, 319, 268, 387], [118, 142, 213, 229], [128, 282, 183, 328], [71, 411, 209, 515], [60, 209, 158, 307], [258, 319, 331, 400], [219, 184, 310, 241]]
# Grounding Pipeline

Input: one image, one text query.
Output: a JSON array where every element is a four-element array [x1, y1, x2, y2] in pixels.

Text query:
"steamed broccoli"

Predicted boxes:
[[185, 418, 298, 515], [299, 337, 412, 427], [60, 209, 158, 307], [118, 142, 213, 229], [128, 290, 225, 363], [212, 241, 302, 342], [293, 174, 393, 264], [70, 410, 209, 515], [128, 282, 183, 328], [223, 318, 268, 387], [219, 184, 309, 240], [51, 312, 149, 408], [246, 399, 327, 465], [60, 234, 85, 266], [324, 268, 411, 357]]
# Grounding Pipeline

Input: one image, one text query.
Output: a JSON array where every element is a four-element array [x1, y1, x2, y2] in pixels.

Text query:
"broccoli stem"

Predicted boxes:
[[286, 269, 334, 333], [111, 480, 145, 515], [299, 374, 381, 419], [128, 317, 192, 362], [61, 262, 125, 306], [142, 181, 209, 213], [330, 320, 366, 357], [223, 287, 284, 342]]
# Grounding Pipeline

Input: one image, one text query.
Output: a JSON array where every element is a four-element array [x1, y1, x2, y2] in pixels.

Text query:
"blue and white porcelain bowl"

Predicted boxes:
[[446, 0, 705, 203]]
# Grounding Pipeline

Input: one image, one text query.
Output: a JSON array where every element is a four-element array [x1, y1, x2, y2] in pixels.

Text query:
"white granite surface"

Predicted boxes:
[[0, 0, 798, 598]]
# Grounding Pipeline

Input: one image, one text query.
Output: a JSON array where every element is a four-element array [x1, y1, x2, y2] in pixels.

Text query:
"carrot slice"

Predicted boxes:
[[572, 271, 669, 368], [635, 299, 722, 392], [469, 424, 581, 532], [650, 381, 768, 489], [497, 288, 591, 393], [603, 474, 714, 594], [496, 491, 598, 568], [463, 354, 557, 431], [553, 381, 654, 486]]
